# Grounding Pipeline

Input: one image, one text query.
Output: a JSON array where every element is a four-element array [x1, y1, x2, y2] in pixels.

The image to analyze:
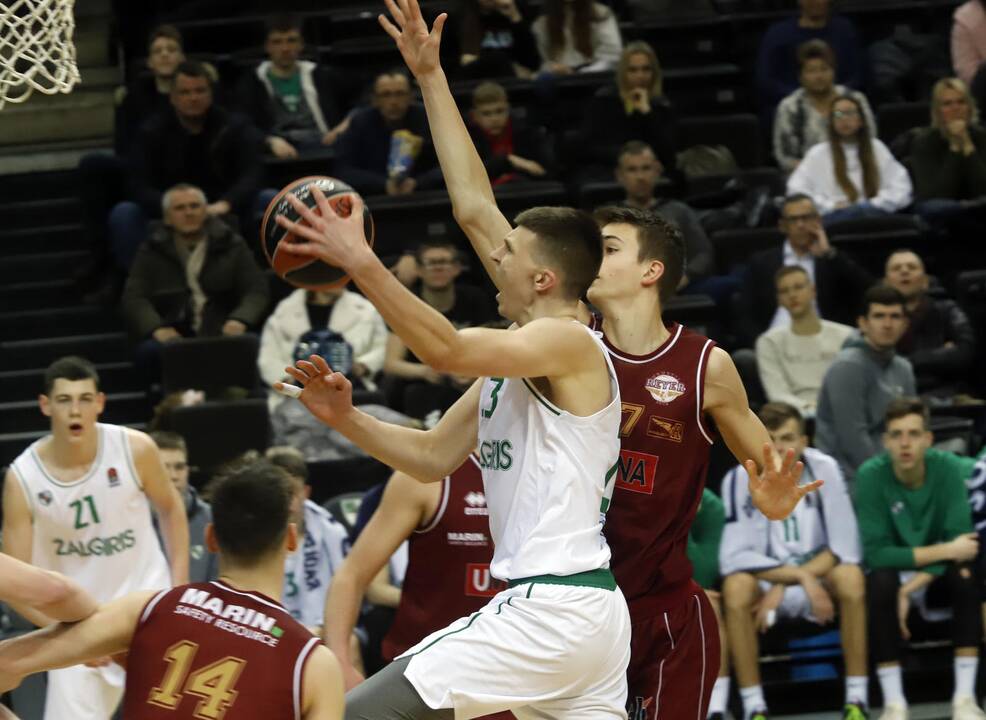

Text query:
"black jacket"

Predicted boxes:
[[898, 295, 976, 392], [736, 246, 873, 346], [121, 217, 270, 340], [467, 117, 555, 182], [233, 61, 343, 138], [577, 86, 677, 172], [114, 74, 172, 154], [129, 105, 264, 217]]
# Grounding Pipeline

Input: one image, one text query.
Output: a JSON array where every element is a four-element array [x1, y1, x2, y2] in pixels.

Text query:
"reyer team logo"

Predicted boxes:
[[464, 491, 488, 516], [645, 372, 686, 404]]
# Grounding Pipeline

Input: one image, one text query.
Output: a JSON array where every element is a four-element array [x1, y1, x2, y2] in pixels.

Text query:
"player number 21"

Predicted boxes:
[[148, 640, 246, 719]]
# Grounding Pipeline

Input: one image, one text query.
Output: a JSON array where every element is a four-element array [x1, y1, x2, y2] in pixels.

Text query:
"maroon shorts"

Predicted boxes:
[[625, 588, 720, 720]]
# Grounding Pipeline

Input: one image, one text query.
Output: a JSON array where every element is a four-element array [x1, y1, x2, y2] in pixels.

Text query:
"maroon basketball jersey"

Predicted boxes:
[[591, 317, 717, 611], [382, 455, 506, 661], [122, 581, 320, 720]]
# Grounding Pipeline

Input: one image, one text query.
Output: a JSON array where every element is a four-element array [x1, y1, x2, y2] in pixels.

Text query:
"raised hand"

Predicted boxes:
[[745, 443, 822, 521], [276, 355, 355, 429], [275, 187, 371, 270], [378, 0, 447, 79]]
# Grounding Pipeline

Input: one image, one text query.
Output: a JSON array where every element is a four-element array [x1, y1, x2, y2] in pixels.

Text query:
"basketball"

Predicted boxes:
[[260, 176, 375, 291]]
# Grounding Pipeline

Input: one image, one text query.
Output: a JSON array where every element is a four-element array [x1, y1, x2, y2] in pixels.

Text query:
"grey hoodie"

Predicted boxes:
[[814, 333, 916, 482]]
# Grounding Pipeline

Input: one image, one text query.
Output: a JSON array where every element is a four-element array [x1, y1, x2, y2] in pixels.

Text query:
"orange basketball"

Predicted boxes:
[[260, 176, 375, 290]]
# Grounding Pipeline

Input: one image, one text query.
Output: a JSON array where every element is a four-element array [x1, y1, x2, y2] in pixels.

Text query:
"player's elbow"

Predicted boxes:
[[33, 571, 76, 612]]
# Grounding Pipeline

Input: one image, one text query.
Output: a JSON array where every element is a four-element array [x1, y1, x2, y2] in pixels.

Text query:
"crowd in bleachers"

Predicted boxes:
[[6, 0, 986, 718]]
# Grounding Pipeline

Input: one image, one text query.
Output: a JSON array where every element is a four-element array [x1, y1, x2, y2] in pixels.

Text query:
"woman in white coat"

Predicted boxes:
[[787, 94, 913, 226]]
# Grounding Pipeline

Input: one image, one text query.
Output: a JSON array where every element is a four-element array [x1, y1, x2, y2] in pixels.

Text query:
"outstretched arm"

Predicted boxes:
[[0, 555, 97, 624], [704, 347, 821, 520], [379, 0, 511, 289]]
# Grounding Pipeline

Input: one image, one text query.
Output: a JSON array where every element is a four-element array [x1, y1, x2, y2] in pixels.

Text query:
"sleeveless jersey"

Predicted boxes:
[[9, 423, 171, 603], [382, 455, 506, 661], [589, 317, 717, 609], [122, 581, 320, 720], [478, 323, 622, 581], [283, 500, 349, 628]]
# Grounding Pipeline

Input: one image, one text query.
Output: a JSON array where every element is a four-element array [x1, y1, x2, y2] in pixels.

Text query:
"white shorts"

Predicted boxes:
[[399, 575, 632, 720], [757, 580, 816, 622], [43, 663, 124, 720]]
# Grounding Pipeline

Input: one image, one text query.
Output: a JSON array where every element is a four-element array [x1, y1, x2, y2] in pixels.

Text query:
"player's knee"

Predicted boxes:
[[831, 564, 866, 604], [722, 572, 758, 611]]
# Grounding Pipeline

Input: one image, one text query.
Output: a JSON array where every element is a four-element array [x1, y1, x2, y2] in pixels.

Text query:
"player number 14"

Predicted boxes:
[[148, 640, 246, 719]]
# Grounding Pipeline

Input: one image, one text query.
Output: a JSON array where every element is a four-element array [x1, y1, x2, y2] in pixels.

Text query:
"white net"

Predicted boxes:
[[0, 0, 79, 109]]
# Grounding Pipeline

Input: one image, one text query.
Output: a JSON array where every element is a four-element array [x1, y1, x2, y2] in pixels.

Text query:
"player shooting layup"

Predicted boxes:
[[2, 356, 189, 720], [273, 164, 631, 714], [380, 2, 822, 717], [0, 460, 344, 720]]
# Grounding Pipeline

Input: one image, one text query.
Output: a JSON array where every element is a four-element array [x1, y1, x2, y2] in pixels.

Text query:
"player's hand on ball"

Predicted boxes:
[[378, 0, 447, 79], [276, 355, 354, 428], [745, 443, 822, 521], [276, 187, 371, 270]]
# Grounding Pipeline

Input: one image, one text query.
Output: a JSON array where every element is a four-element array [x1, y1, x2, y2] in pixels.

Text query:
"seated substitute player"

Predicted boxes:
[[0, 460, 345, 719], [378, 3, 820, 718], [274, 155, 631, 716], [720, 402, 867, 720]]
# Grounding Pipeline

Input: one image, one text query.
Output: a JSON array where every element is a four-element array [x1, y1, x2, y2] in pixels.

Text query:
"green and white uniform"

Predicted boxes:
[[10, 422, 171, 720], [400, 324, 632, 719]]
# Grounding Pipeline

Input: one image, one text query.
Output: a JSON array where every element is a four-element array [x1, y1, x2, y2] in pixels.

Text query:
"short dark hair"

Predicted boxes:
[[173, 60, 213, 88], [593, 205, 685, 304], [150, 431, 187, 454], [797, 39, 836, 70], [44, 356, 99, 395], [415, 239, 459, 265], [514, 207, 603, 301], [617, 140, 655, 163], [265, 13, 304, 37], [779, 193, 817, 217], [758, 402, 805, 434], [860, 283, 906, 317], [375, 67, 410, 85], [884, 396, 930, 430], [266, 446, 308, 484], [774, 265, 810, 287], [210, 460, 295, 564], [148, 24, 183, 50]]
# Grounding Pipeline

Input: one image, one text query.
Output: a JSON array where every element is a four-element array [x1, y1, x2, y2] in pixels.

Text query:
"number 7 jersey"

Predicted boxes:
[[123, 581, 321, 720]]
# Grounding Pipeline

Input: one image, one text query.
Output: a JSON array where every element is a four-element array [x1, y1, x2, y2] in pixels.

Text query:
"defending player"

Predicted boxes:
[[274, 180, 630, 713], [1, 355, 188, 720], [376, 2, 821, 717], [0, 460, 345, 720], [322, 457, 511, 719]]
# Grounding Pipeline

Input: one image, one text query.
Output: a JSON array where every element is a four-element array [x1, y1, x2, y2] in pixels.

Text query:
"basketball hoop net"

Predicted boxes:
[[0, 0, 80, 110]]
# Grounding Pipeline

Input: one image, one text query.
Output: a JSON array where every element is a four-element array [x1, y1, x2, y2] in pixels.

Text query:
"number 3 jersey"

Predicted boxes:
[[123, 581, 320, 720], [9, 423, 171, 603]]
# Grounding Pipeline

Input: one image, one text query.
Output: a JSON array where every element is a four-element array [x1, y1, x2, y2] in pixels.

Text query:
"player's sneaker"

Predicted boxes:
[[843, 702, 869, 719], [879, 702, 908, 720], [953, 695, 986, 720]]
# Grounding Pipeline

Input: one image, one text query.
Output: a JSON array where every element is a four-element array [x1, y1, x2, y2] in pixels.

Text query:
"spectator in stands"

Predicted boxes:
[[121, 183, 269, 387], [755, 266, 855, 418], [467, 82, 553, 185], [756, 0, 863, 115], [721, 402, 868, 720], [952, 1, 986, 88], [576, 41, 676, 180], [736, 193, 872, 346], [773, 39, 876, 174], [235, 14, 351, 160], [686, 489, 729, 720], [77, 24, 187, 302], [150, 430, 217, 584], [530, 0, 622, 74], [787, 95, 913, 226], [110, 60, 265, 268], [456, 0, 539, 79], [855, 397, 983, 720], [614, 141, 740, 302], [267, 446, 350, 637], [883, 249, 976, 397], [910, 78, 986, 227], [384, 240, 496, 419], [259, 285, 388, 411], [815, 284, 916, 481], [334, 69, 443, 197]]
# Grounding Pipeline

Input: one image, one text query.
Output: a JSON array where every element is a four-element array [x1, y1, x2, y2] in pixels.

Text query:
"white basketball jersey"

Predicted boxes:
[[478, 324, 622, 581], [9, 423, 171, 603], [767, 490, 827, 567], [282, 499, 349, 627]]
